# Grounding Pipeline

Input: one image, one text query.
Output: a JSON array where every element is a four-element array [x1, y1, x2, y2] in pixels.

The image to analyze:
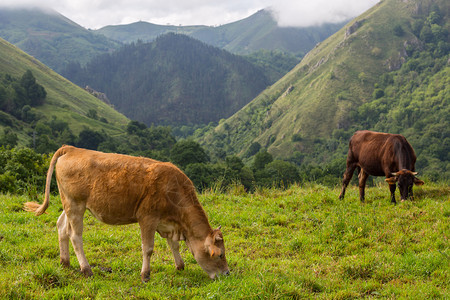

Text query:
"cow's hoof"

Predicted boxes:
[[81, 267, 93, 277], [60, 259, 70, 268], [176, 264, 185, 271], [141, 271, 150, 283]]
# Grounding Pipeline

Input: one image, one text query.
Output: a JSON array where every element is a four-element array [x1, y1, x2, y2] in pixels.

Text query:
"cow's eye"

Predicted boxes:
[[219, 254, 224, 259]]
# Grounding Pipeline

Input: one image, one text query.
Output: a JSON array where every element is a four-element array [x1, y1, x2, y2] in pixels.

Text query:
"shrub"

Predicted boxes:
[[0, 147, 51, 194]]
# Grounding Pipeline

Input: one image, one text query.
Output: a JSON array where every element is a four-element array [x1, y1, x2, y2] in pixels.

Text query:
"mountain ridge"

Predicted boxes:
[[96, 9, 346, 56], [195, 0, 449, 178], [0, 7, 121, 73]]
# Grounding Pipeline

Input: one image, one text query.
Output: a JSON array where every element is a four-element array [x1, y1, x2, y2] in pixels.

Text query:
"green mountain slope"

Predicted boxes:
[[197, 0, 449, 178], [0, 37, 128, 146], [63, 33, 271, 126], [0, 7, 120, 73], [96, 9, 345, 56]]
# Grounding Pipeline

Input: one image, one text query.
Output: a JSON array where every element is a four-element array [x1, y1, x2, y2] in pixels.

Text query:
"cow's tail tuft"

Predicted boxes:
[[23, 146, 67, 216]]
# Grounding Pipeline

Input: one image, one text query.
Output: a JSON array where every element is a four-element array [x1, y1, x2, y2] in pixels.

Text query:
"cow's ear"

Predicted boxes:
[[208, 244, 221, 257], [413, 178, 424, 186], [213, 228, 223, 242], [385, 177, 397, 184]]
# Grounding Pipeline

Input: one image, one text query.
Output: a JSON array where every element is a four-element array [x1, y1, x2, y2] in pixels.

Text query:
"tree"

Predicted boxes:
[[393, 25, 404, 37], [184, 163, 216, 192], [252, 150, 273, 171], [87, 109, 98, 120], [34, 134, 58, 154], [0, 128, 18, 148], [246, 142, 261, 157], [20, 70, 46, 106], [21, 105, 38, 123], [127, 120, 147, 134], [265, 160, 300, 188], [77, 129, 105, 150], [170, 140, 209, 169]]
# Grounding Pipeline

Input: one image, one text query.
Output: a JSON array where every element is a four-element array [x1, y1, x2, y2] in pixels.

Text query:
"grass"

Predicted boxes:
[[0, 182, 448, 298]]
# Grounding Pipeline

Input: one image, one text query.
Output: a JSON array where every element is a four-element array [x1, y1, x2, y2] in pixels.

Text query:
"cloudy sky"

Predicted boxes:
[[1, 0, 379, 29]]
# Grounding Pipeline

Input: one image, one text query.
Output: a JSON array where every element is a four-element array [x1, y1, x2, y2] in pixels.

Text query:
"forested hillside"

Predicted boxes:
[[96, 9, 345, 56], [0, 7, 120, 73], [197, 0, 449, 180], [62, 33, 273, 126]]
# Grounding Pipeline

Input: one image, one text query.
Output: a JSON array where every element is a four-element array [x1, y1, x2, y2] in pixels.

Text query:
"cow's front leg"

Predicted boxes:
[[139, 217, 158, 282], [358, 169, 369, 202], [57, 211, 70, 268], [389, 183, 397, 204], [66, 206, 92, 277], [409, 185, 414, 201], [167, 239, 185, 270]]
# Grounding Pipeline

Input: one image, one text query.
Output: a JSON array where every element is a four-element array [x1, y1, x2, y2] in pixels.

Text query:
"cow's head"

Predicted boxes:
[[385, 169, 424, 200], [191, 226, 229, 279]]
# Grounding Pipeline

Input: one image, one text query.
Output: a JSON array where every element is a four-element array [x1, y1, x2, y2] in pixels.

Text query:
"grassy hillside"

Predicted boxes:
[[96, 9, 345, 56], [0, 37, 128, 146], [0, 7, 120, 73], [0, 183, 448, 298], [197, 0, 449, 179]]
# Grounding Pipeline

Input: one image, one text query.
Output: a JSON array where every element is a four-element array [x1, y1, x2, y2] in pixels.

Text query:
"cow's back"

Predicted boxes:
[[348, 130, 415, 176], [55, 146, 169, 225]]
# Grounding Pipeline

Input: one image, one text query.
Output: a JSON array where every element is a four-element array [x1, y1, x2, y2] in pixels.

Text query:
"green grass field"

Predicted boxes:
[[0, 183, 448, 299]]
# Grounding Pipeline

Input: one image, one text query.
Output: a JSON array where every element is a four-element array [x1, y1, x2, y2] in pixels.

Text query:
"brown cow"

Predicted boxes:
[[339, 130, 424, 203], [24, 146, 229, 281]]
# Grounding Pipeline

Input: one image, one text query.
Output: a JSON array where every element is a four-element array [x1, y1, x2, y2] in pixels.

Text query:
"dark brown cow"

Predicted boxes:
[[339, 130, 424, 203], [24, 146, 229, 281]]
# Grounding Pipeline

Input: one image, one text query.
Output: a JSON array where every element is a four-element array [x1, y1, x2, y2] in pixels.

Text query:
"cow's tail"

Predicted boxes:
[[24, 146, 67, 216]]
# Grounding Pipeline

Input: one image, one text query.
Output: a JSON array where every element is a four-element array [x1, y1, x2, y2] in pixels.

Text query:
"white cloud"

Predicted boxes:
[[0, 0, 379, 29], [270, 0, 380, 27]]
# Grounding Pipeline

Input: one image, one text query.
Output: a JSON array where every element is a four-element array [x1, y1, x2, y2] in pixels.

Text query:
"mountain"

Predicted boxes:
[[62, 33, 272, 126], [0, 37, 128, 147], [196, 0, 449, 179], [0, 7, 120, 73], [96, 9, 346, 56]]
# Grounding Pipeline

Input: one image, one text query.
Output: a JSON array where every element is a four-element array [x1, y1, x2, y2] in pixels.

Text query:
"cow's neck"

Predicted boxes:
[[393, 142, 414, 171], [181, 204, 212, 242]]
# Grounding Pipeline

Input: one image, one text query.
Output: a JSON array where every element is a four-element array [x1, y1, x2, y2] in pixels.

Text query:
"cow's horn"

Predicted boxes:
[[412, 172, 418, 175], [391, 172, 398, 176]]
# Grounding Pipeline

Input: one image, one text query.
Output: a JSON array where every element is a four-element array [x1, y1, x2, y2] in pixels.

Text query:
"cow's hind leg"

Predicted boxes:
[[167, 239, 185, 270], [339, 163, 357, 200], [57, 211, 70, 268], [65, 204, 92, 277], [358, 169, 369, 202], [139, 216, 158, 282]]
